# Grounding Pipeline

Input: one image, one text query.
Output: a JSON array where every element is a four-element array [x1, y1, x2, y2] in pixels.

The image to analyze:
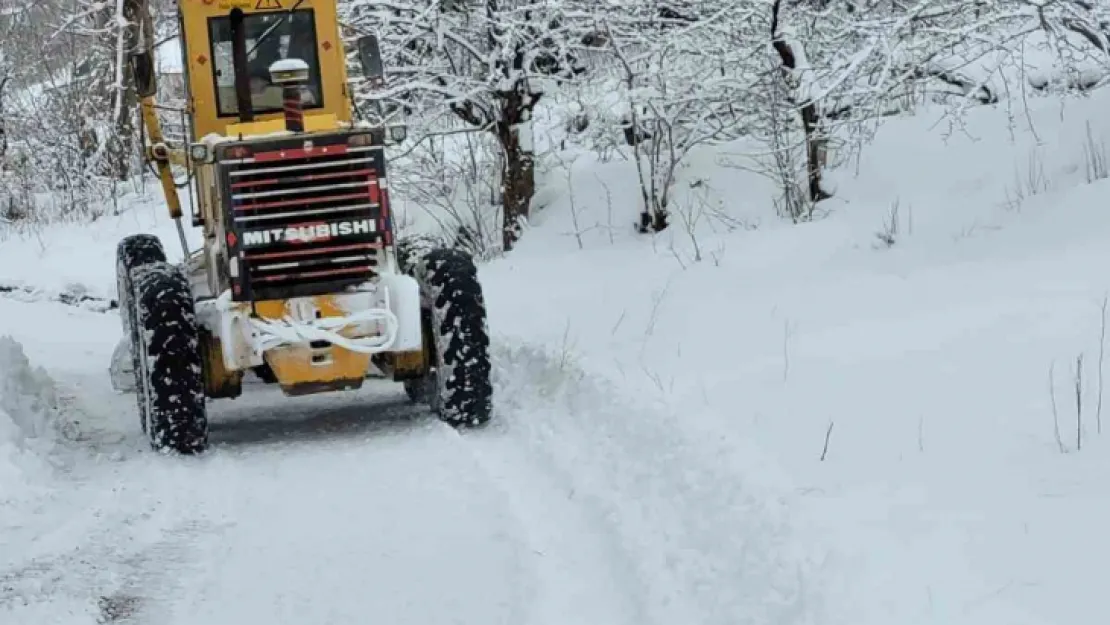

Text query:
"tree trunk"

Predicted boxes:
[[0, 76, 8, 160], [112, 80, 137, 181], [770, 0, 831, 205], [495, 88, 536, 252], [497, 124, 534, 252], [797, 99, 829, 203]]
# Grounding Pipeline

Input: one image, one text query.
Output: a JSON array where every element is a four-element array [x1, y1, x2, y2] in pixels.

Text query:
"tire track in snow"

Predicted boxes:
[[487, 341, 832, 625], [8, 306, 829, 625], [454, 419, 651, 625], [1, 469, 226, 624], [122, 413, 536, 625], [7, 381, 540, 625], [2, 368, 216, 623]]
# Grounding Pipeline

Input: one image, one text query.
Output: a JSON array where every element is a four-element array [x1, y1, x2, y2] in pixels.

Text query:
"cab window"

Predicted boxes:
[[208, 10, 324, 117]]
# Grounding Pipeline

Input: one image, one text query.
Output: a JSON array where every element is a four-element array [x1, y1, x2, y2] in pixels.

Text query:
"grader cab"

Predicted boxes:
[[113, 0, 492, 454]]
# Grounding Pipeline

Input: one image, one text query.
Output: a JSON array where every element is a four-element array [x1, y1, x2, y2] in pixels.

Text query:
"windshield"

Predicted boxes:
[[208, 10, 324, 117]]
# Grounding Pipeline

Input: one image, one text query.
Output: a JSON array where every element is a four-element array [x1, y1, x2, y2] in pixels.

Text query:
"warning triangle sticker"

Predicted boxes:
[[255, 0, 282, 9]]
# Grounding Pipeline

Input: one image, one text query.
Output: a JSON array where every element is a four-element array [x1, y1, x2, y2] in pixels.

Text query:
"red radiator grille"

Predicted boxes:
[[220, 141, 388, 301]]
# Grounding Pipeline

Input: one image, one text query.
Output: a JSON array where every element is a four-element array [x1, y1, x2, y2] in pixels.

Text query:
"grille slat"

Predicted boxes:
[[244, 242, 382, 261], [230, 168, 377, 190], [252, 255, 378, 272], [234, 191, 373, 212], [251, 265, 376, 284], [219, 135, 388, 301], [233, 203, 379, 223], [228, 156, 376, 177], [233, 180, 374, 200]]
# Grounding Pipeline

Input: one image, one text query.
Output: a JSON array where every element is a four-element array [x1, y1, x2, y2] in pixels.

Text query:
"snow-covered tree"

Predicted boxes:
[[343, 0, 588, 251], [6, 0, 1110, 234], [578, 2, 759, 232], [0, 0, 185, 224]]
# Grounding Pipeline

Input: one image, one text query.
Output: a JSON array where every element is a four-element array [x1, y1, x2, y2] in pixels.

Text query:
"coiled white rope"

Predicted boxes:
[[249, 306, 401, 355]]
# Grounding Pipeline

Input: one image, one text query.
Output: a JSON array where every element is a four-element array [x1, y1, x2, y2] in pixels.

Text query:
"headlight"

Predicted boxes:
[[389, 125, 407, 143], [347, 133, 375, 147], [189, 143, 210, 163], [224, 146, 252, 160]]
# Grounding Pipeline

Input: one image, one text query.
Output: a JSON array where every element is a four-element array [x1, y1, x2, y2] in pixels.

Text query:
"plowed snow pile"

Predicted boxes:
[[0, 336, 61, 500]]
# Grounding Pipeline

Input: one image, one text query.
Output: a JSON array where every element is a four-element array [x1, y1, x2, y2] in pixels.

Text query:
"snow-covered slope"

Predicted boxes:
[[483, 90, 1110, 625], [3, 87, 1110, 624]]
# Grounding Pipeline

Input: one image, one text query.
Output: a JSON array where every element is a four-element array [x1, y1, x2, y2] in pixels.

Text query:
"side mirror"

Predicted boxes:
[[130, 51, 157, 98], [357, 34, 384, 84]]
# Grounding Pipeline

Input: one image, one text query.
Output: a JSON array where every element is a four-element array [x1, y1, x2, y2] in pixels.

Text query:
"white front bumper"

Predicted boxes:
[[195, 273, 423, 373]]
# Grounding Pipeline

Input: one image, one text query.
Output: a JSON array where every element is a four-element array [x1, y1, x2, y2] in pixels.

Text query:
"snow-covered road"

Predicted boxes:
[[1, 298, 822, 625], [12, 79, 1110, 625]]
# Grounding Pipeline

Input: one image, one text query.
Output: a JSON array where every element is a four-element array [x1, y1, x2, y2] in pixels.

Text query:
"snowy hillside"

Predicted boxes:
[[484, 89, 1110, 624], [5, 74, 1110, 625]]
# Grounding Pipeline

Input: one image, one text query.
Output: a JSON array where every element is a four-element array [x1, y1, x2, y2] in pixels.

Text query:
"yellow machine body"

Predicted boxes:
[[177, 0, 353, 140], [253, 298, 372, 396], [138, 0, 424, 396]]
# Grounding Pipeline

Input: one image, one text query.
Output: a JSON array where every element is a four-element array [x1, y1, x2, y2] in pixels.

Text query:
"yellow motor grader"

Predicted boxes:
[[111, 0, 492, 453]]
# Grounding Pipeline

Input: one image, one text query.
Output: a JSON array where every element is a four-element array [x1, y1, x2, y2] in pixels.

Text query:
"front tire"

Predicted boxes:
[[405, 248, 492, 427], [115, 234, 166, 431], [132, 262, 208, 454], [116, 234, 166, 335]]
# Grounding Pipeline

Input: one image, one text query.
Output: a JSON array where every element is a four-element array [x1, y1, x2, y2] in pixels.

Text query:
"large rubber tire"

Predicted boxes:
[[115, 234, 166, 432], [132, 262, 208, 454], [395, 233, 446, 275], [116, 234, 166, 335], [404, 248, 492, 427]]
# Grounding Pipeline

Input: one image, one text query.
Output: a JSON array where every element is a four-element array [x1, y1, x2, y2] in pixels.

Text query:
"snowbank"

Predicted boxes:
[[0, 335, 61, 501], [489, 341, 841, 623], [0, 190, 205, 302], [480, 85, 1110, 624]]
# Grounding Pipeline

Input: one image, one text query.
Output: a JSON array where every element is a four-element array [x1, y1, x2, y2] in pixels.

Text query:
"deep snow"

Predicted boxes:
[[482, 90, 1110, 624], [3, 84, 1110, 625], [0, 335, 62, 507]]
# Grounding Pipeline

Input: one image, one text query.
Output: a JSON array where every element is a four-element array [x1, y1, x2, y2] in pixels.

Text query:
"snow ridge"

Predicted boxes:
[[485, 340, 838, 625], [0, 335, 61, 499]]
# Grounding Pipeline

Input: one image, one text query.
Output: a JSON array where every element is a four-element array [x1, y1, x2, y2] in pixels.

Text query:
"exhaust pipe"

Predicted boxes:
[[269, 59, 310, 132]]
